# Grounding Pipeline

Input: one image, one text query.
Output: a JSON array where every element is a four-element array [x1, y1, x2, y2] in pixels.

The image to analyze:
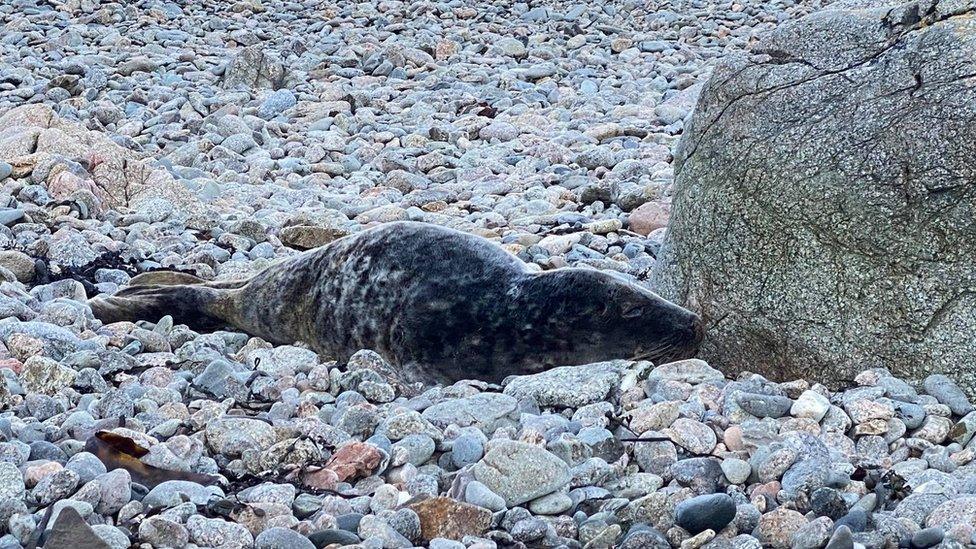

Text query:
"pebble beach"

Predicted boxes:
[[3, 0, 974, 548]]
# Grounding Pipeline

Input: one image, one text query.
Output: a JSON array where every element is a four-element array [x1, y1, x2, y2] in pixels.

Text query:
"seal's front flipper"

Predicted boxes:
[[128, 271, 208, 287], [89, 284, 229, 331], [128, 271, 250, 290]]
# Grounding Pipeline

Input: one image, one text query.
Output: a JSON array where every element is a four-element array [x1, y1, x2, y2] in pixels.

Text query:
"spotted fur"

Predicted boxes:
[[90, 221, 704, 384]]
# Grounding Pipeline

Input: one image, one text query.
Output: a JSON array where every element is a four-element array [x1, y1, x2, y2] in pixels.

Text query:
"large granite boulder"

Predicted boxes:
[[0, 105, 199, 212], [651, 0, 976, 389]]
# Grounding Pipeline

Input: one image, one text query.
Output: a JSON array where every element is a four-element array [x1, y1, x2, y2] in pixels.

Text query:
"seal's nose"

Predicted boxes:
[[688, 313, 705, 349]]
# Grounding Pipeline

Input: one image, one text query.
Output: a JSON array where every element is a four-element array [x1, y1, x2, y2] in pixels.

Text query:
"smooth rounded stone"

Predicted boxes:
[[895, 401, 927, 430], [258, 90, 297, 119], [45, 499, 93, 528], [511, 517, 549, 542], [675, 493, 736, 535], [89, 469, 132, 515], [834, 508, 868, 533], [646, 359, 726, 385], [926, 496, 976, 530], [143, 480, 224, 508], [755, 507, 809, 549], [502, 361, 628, 408], [528, 491, 573, 515], [91, 524, 129, 549], [478, 121, 519, 142], [949, 411, 976, 445], [629, 401, 681, 435], [29, 440, 66, 462], [64, 452, 106, 483], [894, 491, 950, 525], [619, 523, 669, 549], [464, 480, 506, 512], [0, 209, 24, 226], [428, 539, 465, 549], [811, 487, 849, 520], [421, 393, 517, 429], [825, 525, 855, 549], [450, 434, 484, 468], [791, 516, 834, 549], [576, 147, 617, 170], [139, 515, 190, 548], [0, 162, 11, 180], [387, 508, 421, 542], [0, 462, 25, 500], [335, 513, 364, 533], [308, 529, 361, 547], [205, 417, 278, 457], [390, 433, 435, 467], [187, 515, 254, 547], [791, 390, 832, 422], [672, 457, 726, 494], [0, 251, 35, 282], [254, 527, 314, 549], [221, 134, 257, 154], [239, 483, 297, 506], [293, 493, 322, 519], [633, 437, 679, 478], [911, 527, 944, 548], [721, 458, 752, 484], [924, 375, 973, 416], [19, 355, 77, 395], [358, 515, 412, 548], [915, 415, 952, 444], [736, 393, 793, 419], [666, 418, 717, 455], [471, 441, 570, 507]]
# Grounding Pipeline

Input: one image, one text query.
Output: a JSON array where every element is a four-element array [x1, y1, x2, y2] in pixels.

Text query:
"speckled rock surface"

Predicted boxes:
[[652, 0, 976, 393]]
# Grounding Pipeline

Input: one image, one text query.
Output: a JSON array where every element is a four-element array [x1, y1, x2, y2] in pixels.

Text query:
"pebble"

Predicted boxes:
[[825, 525, 855, 549], [675, 493, 737, 534], [309, 529, 361, 546], [464, 480, 506, 512], [472, 441, 570, 507], [721, 458, 752, 484], [0, 462, 25, 500], [924, 375, 974, 417], [143, 481, 224, 508], [911, 527, 944, 548], [254, 527, 314, 549], [736, 392, 793, 418], [791, 390, 832, 421]]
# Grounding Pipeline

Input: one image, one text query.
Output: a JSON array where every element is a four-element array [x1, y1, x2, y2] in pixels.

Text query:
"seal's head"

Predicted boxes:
[[517, 268, 704, 365]]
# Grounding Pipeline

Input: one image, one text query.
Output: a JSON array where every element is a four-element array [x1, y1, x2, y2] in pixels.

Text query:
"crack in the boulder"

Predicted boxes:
[[681, 2, 976, 166], [920, 290, 976, 339]]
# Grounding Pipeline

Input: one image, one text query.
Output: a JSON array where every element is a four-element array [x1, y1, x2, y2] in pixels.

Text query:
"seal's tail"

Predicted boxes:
[[89, 282, 234, 331]]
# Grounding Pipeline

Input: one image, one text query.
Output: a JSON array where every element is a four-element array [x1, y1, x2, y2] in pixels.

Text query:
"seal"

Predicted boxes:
[[89, 221, 704, 384]]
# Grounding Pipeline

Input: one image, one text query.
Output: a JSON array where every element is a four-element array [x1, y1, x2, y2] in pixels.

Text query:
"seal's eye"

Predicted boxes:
[[622, 305, 644, 319]]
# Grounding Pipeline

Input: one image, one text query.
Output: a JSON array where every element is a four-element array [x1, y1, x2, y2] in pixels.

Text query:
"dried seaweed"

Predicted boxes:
[[85, 430, 221, 488]]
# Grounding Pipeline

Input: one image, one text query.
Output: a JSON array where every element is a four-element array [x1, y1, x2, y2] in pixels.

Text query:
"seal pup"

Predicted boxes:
[[90, 221, 704, 384]]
